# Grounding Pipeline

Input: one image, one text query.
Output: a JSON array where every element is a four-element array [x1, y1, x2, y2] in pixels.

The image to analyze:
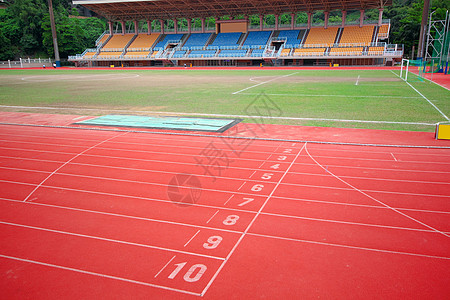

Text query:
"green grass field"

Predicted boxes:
[[0, 68, 449, 132]]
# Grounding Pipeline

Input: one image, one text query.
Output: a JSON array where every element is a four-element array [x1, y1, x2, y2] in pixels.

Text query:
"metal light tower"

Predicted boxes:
[[48, 0, 61, 67]]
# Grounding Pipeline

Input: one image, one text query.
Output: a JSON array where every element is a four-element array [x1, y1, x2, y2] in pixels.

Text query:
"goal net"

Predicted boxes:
[[400, 59, 425, 82]]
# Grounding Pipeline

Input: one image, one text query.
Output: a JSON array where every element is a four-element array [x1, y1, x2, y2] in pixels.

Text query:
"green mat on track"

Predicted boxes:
[[75, 115, 241, 132]]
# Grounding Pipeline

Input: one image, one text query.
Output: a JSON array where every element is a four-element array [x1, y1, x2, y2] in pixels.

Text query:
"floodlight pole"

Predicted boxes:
[[48, 0, 60, 67]]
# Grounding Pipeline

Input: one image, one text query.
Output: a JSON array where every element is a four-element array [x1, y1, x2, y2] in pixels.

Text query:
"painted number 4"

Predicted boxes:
[[168, 262, 207, 282]]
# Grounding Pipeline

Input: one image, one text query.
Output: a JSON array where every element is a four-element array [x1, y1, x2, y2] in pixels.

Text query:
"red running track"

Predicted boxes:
[[0, 122, 449, 299]]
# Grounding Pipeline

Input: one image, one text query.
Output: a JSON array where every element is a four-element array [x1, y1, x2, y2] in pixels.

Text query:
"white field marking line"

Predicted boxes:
[[72, 116, 86, 121], [206, 210, 220, 224], [355, 75, 360, 86], [247, 233, 450, 260], [0, 105, 436, 126], [0, 221, 225, 260], [249, 170, 257, 178], [406, 81, 450, 121], [201, 143, 306, 296], [0, 254, 201, 297], [237, 92, 423, 100], [305, 144, 450, 238], [223, 194, 234, 206], [154, 255, 176, 278], [391, 153, 398, 161], [232, 72, 299, 95], [237, 182, 246, 191], [184, 230, 201, 248], [22, 132, 128, 202], [0, 197, 245, 235], [390, 70, 450, 121]]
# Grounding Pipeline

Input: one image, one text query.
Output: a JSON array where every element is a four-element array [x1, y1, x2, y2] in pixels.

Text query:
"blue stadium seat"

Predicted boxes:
[[242, 31, 271, 49], [172, 50, 187, 58], [208, 32, 242, 49], [277, 30, 303, 48], [153, 34, 184, 50], [183, 33, 212, 49], [251, 49, 265, 57], [218, 49, 248, 57], [188, 50, 217, 58]]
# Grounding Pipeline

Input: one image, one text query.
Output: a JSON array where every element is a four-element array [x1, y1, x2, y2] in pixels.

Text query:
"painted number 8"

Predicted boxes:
[[223, 215, 239, 226]]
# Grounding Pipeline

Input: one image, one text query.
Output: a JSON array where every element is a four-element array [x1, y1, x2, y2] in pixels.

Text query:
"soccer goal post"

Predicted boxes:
[[400, 59, 410, 81]]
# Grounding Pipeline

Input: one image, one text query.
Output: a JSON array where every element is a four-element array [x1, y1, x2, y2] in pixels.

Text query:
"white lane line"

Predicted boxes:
[[232, 72, 299, 95], [0, 221, 225, 260], [0, 198, 245, 234], [183, 230, 201, 248], [201, 143, 306, 296], [237, 182, 246, 191], [237, 92, 422, 99], [23, 132, 127, 202], [247, 233, 450, 260], [305, 144, 450, 238], [154, 255, 176, 278], [206, 210, 219, 224], [223, 194, 234, 205], [0, 254, 201, 296], [391, 153, 398, 161]]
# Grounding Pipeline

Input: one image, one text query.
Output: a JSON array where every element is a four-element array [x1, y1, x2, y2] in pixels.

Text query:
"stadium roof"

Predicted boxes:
[[73, 0, 392, 21]]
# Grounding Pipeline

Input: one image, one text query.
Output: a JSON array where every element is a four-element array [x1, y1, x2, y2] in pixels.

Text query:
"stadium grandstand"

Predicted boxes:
[[69, 0, 402, 67]]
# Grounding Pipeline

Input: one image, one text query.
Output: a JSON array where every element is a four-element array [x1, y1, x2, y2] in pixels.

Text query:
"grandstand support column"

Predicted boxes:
[[108, 21, 113, 35], [160, 20, 165, 34], [359, 10, 365, 27], [291, 13, 295, 29], [120, 20, 125, 35], [324, 11, 329, 29], [174, 19, 178, 34], [342, 11, 347, 27], [275, 14, 279, 30], [147, 20, 152, 34], [260, 15, 264, 31], [187, 19, 192, 34], [307, 12, 312, 29], [378, 8, 384, 26], [134, 20, 139, 35]]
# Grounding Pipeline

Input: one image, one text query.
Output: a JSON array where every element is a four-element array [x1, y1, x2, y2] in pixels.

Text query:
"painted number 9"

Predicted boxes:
[[203, 236, 223, 249]]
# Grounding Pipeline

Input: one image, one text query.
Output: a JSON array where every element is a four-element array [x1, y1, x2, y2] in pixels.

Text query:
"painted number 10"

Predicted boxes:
[[168, 262, 207, 282]]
